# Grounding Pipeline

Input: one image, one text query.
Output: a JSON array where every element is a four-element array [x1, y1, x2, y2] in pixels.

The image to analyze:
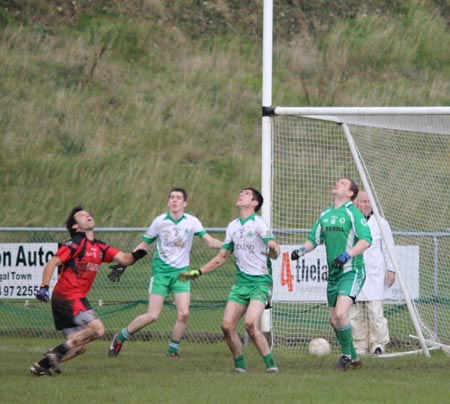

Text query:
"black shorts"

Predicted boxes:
[[51, 298, 95, 331]]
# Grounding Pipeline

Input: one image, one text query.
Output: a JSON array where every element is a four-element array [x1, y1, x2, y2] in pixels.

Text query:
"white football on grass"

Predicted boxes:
[[308, 338, 331, 356]]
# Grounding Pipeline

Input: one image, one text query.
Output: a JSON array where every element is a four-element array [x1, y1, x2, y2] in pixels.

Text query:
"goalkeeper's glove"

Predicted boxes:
[[108, 264, 127, 282], [291, 246, 306, 261], [332, 252, 351, 269], [108, 249, 147, 283], [178, 269, 202, 282], [35, 284, 50, 303]]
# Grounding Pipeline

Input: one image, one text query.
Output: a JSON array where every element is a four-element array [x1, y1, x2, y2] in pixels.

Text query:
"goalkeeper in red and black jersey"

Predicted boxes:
[[30, 205, 147, 376]]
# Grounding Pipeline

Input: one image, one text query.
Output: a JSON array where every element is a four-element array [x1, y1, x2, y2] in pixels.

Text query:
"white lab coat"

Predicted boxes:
[[357, 215, 395, 301], [350, 214, 395, 354]]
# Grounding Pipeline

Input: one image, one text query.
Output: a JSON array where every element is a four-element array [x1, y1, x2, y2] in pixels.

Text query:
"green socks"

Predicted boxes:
[[233, 353, 277, 372], [234, 354, 247, 370], [350, 342, 358, 360], [263, 352, 277, 369], [118, 327, 132, 342], [168, 339, 180, 356], [336, 323, 356, 358]]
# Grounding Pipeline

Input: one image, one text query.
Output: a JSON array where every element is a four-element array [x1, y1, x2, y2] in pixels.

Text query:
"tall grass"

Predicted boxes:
[[1, 1, 450, 227]]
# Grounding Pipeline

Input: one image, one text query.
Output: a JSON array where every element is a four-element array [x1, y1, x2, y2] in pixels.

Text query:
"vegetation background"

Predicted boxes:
[[1, 0, 450, 228]]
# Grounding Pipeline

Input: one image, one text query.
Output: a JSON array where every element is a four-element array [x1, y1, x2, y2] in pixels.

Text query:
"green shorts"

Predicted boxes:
[[227, 284, 270, 306], [148, 274, 190, 297], [327, 269, 365, 307]]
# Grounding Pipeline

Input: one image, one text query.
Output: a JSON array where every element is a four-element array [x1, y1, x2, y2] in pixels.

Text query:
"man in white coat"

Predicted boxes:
[[350, 191, 396, 354]]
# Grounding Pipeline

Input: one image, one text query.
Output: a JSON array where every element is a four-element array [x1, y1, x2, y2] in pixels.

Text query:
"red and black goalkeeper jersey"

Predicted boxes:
[[51, 232, 119, 300]]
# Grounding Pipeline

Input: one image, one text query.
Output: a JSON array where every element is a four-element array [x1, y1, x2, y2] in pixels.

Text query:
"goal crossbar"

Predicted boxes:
[[274, 106, 450, 115], [274, 107, 450, 136]]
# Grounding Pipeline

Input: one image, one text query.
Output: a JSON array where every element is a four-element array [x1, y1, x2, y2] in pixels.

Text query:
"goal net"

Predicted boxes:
[[268, 107, 450, 355]]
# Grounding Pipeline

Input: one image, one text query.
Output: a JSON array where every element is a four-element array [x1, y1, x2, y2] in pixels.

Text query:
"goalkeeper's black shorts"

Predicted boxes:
[[52, 297, 96, 332]]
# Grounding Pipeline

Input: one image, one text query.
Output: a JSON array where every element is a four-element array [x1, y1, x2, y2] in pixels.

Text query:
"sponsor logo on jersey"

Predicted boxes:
[[324, 226, 344, 232], [235, 244, 255, 251]]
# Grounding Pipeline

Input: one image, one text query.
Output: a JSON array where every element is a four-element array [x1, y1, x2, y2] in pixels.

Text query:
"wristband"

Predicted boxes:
[[40, 284, 49, 289], [132, 249, 147, 261]]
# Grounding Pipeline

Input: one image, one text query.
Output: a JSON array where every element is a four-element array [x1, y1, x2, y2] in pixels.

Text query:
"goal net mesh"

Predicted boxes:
[[270, 112, 450, 354]]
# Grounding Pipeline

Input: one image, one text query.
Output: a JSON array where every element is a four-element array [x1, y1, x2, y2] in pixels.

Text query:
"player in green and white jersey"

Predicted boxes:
[[179, 188, 281, 373], [290, 178, 372, 371], [109, 188, 222, 358]]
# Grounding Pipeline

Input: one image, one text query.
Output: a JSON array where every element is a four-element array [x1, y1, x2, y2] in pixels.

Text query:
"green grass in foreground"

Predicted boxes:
[[1, 337, 449, 404]]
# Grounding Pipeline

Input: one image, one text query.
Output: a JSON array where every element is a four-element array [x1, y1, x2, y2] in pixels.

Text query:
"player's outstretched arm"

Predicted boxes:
[[113, 241, 149, 267], [291, 240, 314, 260], [199, 249, 231, 275], [202, 233, 223, 249], [108, 246, 148, 282], [178, 249, 231, 282]]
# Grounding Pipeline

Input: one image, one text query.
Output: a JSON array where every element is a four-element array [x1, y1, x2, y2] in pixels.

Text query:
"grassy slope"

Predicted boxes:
[[1, 0, 450, 227]]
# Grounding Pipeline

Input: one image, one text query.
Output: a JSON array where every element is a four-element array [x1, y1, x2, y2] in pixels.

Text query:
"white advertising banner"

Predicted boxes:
[[273, 245, 419, 303], [0, 243, 58, 299]]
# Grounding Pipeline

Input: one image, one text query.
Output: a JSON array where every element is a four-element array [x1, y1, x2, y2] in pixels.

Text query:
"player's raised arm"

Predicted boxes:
[[201, 233, 223, 249]]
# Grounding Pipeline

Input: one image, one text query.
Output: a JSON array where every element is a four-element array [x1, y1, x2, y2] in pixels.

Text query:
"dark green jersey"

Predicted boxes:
[[308, 201, 372, 279]]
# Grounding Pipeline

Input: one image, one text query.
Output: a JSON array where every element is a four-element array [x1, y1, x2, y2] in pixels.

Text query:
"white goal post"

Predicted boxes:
[[260, 0, 450, 356]]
